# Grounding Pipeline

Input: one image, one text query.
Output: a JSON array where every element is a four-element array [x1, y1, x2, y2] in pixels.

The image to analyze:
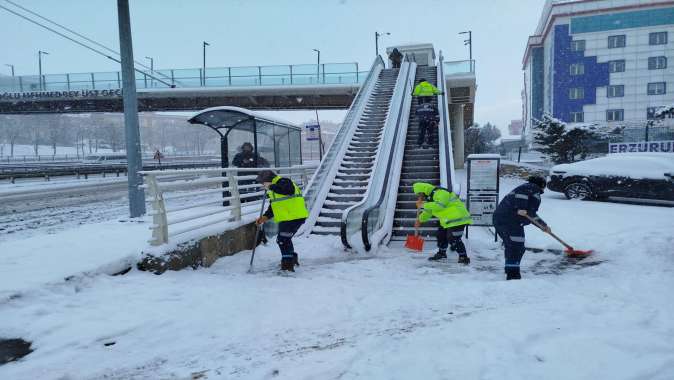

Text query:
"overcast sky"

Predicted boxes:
[[0, 0, 543, 132]]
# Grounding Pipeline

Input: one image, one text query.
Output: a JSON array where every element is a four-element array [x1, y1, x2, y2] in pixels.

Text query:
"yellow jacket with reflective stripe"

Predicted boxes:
[[414, 182, 472, 228], [412, 81, 441, 97], [267, 176, 309, 222]]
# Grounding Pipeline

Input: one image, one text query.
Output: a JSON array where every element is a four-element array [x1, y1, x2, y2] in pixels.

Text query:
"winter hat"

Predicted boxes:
[[528, 175, 547, 190], [256, 170, 277, 183]]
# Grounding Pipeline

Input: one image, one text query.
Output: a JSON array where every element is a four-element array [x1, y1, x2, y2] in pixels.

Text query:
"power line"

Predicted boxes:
[[0, 2, 173, 87]]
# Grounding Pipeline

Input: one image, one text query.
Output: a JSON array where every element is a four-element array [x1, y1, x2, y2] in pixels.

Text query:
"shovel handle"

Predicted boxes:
[[524, 214, 574, 251]]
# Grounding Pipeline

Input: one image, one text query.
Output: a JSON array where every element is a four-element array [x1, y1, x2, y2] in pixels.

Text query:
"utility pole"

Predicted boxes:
[[202, 41, 210, 86], [4, 64, 14, 77], [375, 31, 390, 57], [312, 48, 320, 83], [38, 50, 49, 90], [460, 30, 473, 71], [117, 0, 146, 217]]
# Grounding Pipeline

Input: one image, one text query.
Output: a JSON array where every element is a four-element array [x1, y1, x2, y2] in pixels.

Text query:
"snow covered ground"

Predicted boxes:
[[1, 172, 673, 379]]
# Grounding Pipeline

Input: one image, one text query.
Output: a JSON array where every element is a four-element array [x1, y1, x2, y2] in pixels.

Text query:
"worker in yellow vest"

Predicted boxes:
[[256, 170, 309, 272], [412, 78, 442, 104], [413, 182, 473, 264]]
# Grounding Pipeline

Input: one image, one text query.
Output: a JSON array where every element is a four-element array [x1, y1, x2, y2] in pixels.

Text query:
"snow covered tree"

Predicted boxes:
[[465, 122, 501, 156], [533, 114, 620, 164]]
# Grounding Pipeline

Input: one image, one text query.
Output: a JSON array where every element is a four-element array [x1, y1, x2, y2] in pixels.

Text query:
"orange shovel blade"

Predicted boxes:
[[405, 234, 424, 252], [565, 248, 594, 258]]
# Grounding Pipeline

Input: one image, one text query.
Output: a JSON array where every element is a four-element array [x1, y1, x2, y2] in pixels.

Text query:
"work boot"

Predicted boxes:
[[428, 251, 447, 261], [280, 259, 295, 272], [293, 253, 300, 267], [458, 255, 470, 265], [505, 267, 521, 280]]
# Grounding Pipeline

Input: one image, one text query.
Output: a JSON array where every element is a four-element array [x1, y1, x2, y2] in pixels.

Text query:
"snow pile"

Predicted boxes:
[[654, 103, 674, 119], [550, 153, 674, 180]]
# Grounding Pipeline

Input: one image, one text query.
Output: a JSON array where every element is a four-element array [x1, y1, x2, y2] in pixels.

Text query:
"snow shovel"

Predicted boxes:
[[405, 210, 424, 252], [247, 195, 267, 273], [524, 214, 593, 257]]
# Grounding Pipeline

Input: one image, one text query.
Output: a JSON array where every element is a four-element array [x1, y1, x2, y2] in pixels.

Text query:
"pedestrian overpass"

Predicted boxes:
[[0, 58, 475, 125]]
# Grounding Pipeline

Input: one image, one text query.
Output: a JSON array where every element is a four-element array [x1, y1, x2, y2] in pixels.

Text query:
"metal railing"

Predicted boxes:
[[141, 165, 317, 246], [299, 55, 385, 233], [437, 51, 457, 191], [443, 60, 476, 75], [0, 62, 367, 93]]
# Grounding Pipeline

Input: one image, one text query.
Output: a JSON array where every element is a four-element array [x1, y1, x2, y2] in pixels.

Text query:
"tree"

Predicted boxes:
[[533, 114, 620, 164], [465, 122, 502, 156]]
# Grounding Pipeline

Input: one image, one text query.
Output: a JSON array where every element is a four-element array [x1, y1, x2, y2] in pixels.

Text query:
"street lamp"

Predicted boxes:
[[4, 64, 14, 77], [38, 50, 49, 91], [375, 31, 390, 57], [459, 30, 473, 71], [145, 56, 154, 87], [202, 41, 210, 86], [312, 48, 320, 84]]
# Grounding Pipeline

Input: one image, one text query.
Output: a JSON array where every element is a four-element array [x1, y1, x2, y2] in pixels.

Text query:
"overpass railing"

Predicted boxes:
[[141, 164, 317, 246], [0, 62, 368, 93]]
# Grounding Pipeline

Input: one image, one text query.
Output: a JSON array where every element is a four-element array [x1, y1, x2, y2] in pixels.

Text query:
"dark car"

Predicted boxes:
[[547, 153, 674, 205]]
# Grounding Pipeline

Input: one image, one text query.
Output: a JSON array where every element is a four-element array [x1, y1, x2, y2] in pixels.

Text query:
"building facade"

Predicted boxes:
[[523, 0, 674, 137]]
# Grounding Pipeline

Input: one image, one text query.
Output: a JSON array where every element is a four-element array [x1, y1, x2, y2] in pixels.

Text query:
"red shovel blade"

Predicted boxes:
[[565, 248, 594, 258], [405, 234, 424, 252]]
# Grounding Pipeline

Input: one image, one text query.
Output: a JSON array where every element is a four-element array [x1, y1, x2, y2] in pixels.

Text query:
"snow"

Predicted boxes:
[[0, 144, 112, 158], [550, 153, 674, 179], [1, 171, 674, 379]]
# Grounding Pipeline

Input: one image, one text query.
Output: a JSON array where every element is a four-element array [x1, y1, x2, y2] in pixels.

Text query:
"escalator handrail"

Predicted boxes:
[[340, 61, 410, 248], [358, 61, 416, 251], [299, 55, 384, 234], [437, 51, 456, 190]]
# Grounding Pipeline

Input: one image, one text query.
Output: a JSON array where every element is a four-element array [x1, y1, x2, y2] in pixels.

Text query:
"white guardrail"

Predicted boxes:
[[140, 165, 318, 246]]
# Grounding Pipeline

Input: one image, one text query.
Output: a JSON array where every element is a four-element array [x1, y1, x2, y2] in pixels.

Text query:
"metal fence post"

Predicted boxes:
[[171, 69, 175, 86], [66, 74, 71, 90], [91, 73, 96, 89], [117, 72, 121, 88], [146, 174, 168, 245], [289, 65, 293, 85], [228, 67, 232, 86], [258, 66, 262, 85], [227, 170, 241, 221]]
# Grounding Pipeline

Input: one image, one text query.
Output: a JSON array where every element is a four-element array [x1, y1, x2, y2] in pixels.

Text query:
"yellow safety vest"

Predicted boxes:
[[267, 176, 309, 222], [413, 81, 441, 97], [415, 183, 473, 228]]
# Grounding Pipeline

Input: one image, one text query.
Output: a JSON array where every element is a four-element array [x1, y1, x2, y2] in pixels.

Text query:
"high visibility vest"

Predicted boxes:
[[267, 176, 309, 222], [413, 81, 441, 97], [417, 184, 473, 228]]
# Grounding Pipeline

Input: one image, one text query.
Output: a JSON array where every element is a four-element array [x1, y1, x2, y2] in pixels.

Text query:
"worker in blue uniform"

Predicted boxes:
[[493, 176, 550, 280]]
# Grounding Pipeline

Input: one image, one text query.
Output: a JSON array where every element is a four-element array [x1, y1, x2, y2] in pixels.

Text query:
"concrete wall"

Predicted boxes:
[[138, 222, 259, 274]]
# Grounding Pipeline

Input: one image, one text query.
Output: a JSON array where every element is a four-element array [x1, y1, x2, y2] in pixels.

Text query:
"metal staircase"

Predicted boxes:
[[391, 66, 441, 241], [311, 69, 399, 235]]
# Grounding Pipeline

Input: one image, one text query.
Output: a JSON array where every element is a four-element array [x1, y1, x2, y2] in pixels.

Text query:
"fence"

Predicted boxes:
[[141, 165, 317, 246]]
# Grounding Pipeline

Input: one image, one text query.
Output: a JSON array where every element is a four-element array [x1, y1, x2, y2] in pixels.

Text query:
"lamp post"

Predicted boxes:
[[375, 31, 390, 57], [4, 64, 14, 77], [312, 48, 320, 84], [38, 50, 49, 90], [459, 30, 473, 71], [202, 41, 210, 86], [145, 56, 154, 87]]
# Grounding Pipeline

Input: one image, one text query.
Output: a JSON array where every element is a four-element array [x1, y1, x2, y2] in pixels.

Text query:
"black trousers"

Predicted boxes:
[[277, 219, 305, 261], [417, 120, 431, 146], [437, 225, 467, 255], [494, 220, 526, 276]]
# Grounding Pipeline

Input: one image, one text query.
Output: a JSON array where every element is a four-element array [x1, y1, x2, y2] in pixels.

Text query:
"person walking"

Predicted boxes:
[[413, 182, 472, 264], [412, 78, 442, 104], [415, 102, 438, 148], [255, 170, 308, 272], [493, 176, 550, 280], [389, 48, 403, 69]]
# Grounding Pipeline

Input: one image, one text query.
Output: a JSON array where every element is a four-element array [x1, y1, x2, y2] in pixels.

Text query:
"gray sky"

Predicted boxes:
[[0, 0, 543, 132]]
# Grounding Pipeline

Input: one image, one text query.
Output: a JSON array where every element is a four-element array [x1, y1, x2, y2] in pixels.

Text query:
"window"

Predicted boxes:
[[607, 85, 624, 98], [570, 112, 584, 123], [570, 63, 585, 75], [571, 40, 585, 52], [608, 35, 626, 48], [606, 109, 624, 122], [569, 87, 584, 99], [649, 32, 668, 45], [648, 56, 667, 70], [648, 82, 666, 95], [609, 60, 626, 73]]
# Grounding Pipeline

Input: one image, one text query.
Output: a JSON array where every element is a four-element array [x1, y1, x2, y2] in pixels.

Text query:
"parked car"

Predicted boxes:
[[83, 153, 127, 164], [548, 153, 674, 205]]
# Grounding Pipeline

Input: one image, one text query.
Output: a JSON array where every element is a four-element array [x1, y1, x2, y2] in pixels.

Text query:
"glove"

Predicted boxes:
[[256, 216, 269, 225], [543, 225, 552, 234], [414, 219, 421, 229], [517, 209, 528, 217], [415, 199, 424, 209]]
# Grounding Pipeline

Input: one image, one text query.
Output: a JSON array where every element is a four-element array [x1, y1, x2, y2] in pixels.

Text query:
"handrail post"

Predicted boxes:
[[289, 65, 293, 85], [228, 170, 241, 221], [228, 67, 232, 86], [91, 73, 96, 89], [66, 74, 71, 90], [258, 66, 262, 85], [146, 174, 168, 245]]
